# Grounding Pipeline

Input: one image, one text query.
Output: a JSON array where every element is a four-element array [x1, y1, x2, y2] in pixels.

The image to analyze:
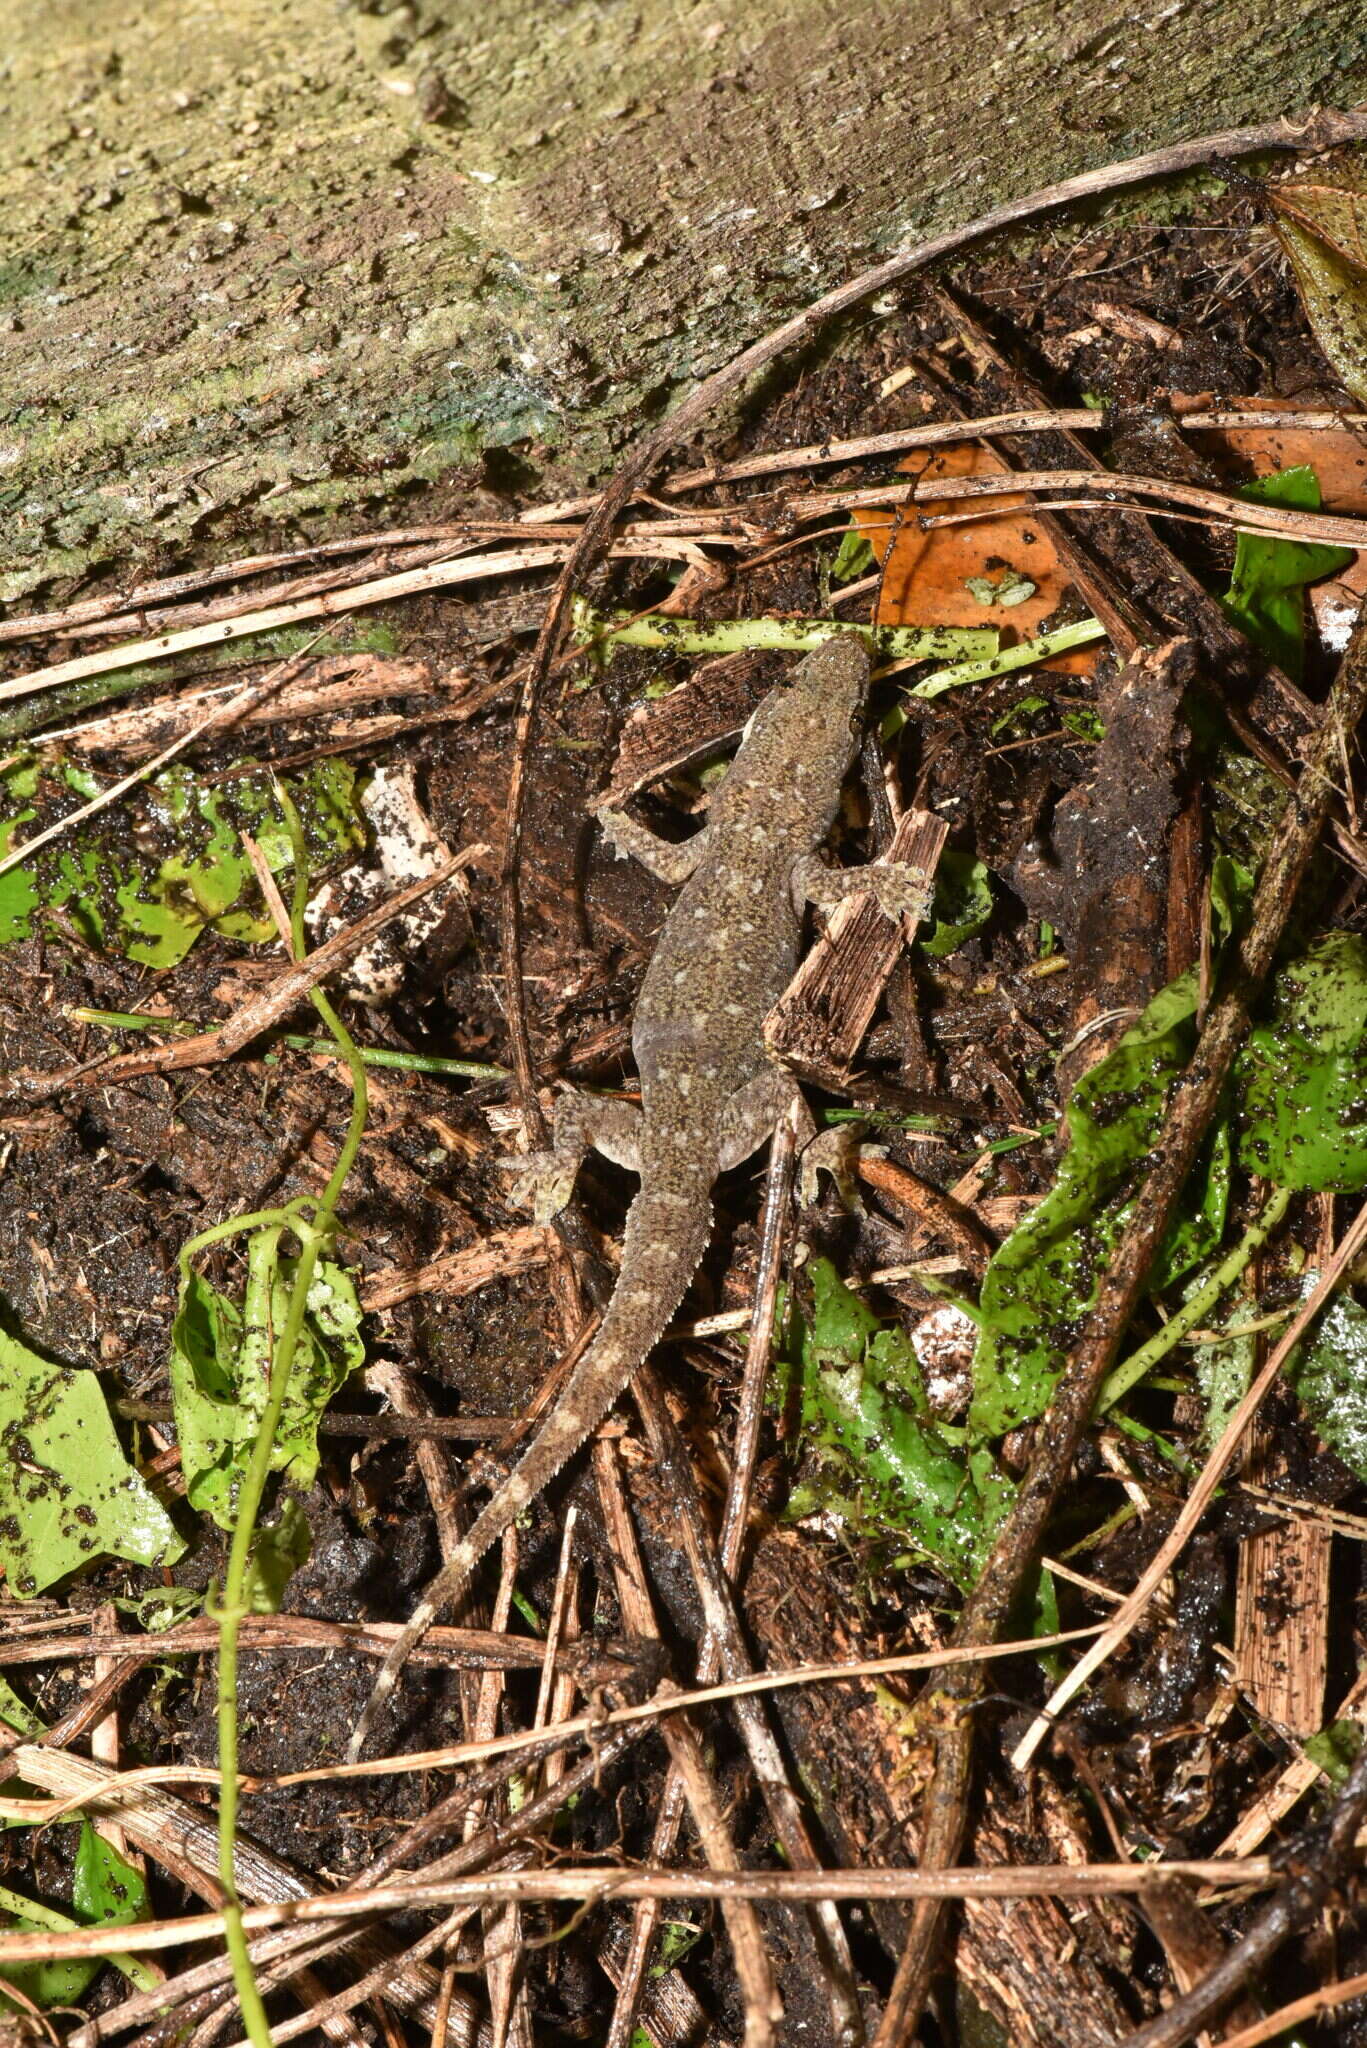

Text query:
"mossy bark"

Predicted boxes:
[[3, 0, 1366, 598]]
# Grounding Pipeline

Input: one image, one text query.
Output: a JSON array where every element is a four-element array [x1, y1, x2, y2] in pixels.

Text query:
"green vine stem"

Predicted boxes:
[[1096, 1183, 1293, 1417], [67, 1006, 508, 1082], [209, 789, 369, 2046]]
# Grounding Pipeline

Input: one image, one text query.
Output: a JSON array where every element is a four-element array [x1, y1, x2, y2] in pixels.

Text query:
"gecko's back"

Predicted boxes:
[[634, 632, 870, 1128], [348, 634, 873, 1759]]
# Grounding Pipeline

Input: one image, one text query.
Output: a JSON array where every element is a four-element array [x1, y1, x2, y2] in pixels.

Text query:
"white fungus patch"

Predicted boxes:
[[305, 765, 460, 1001], [910, 1303, 979, 1420]]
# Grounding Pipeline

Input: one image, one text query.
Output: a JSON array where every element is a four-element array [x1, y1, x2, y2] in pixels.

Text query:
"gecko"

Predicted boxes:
[[349, 632, 935, 1759]]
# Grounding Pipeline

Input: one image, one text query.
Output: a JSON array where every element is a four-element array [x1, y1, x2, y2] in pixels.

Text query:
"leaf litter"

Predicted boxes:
[[7, 178, 1367, 2045]]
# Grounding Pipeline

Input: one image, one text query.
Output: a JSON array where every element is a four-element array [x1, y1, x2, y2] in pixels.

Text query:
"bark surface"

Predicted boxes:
[[4, 0, 1367, 594]]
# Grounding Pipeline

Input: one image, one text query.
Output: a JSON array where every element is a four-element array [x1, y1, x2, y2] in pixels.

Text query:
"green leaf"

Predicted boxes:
[[0, 1674, 43, 1738], [72, 1825, 149, 1945], [0, 1824, 154, 2011], [1303, 1716, 1364, 1787], [0, 1330, 184, 1596], [246, 1497, 313, 1613], [169, 1247, 364, 1529], [1060, 707, 1104, 743], [1220, 467, 1353, 682], [782, 1260, 1011, 1589], [970, 973, 1228, 1439], [1234, 933, 1367, 1192], [990, 694, 1049, 739], [829, 525, 876, 585], [652, 1918, 705, 1975], [920, 851, 993, 958], [0, 757, 365, 965]]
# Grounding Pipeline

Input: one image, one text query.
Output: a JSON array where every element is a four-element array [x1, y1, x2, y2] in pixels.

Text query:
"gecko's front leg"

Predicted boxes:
[[503, 1091, 643, 1223], [791, 850, 935, 926], [595, 805, 711, 884]]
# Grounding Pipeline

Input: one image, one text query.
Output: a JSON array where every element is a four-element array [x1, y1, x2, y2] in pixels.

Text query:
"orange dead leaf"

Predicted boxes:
[[853, 443, 1098, 675]]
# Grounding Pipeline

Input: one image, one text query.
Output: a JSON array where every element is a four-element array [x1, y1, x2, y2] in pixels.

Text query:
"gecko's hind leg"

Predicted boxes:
[[715, 1063, 872, 1211], [503, 1092, 643, 1223], [798, 1125, 882, 1212], [717, 1064, 877, 1204], [717, 1064, 805, 1175]]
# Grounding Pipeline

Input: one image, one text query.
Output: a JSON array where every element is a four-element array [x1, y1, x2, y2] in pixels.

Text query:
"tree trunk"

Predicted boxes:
[[4, 0, 1366, 598]]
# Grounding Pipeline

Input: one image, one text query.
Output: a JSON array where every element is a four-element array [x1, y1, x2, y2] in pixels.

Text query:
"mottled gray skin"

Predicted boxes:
[[349, 635, 933, 1758]]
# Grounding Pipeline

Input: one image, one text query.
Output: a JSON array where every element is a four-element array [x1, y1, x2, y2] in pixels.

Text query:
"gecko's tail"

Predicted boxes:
[[347, 1177, 713, 1761]]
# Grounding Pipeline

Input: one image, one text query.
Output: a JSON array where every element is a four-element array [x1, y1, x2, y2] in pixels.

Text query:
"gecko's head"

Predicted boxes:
[[789, 631, 871, 754]]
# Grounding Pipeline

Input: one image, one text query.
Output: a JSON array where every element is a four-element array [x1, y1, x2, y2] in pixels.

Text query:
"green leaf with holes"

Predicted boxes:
[[1234, 932, 1367, 1192], [781, 1259, 1011, 1589], [919, 851, 993, 958], [1287, 1286, 1367, 1483], [969, 972, 1229, 1440]]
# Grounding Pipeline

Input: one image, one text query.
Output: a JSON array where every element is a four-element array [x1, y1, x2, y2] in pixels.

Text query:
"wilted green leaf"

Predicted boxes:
[[0, 1330, 184, 1596], [169, 1241, 364, 1528], [1207, 743, 1286, 878], [970, 974, 1228, 1439], [1270, 170, 1367, 405], [965, 568, 1036, 608], [0, 756, 365, 966], [1234, 932, 1367, 1192], [246, 1497, 313, 1613], [1193, 1313, 1256, 1454], [112, 1585, 204, 1634], [1209, 854, 1254, 950], [1220, 467, 1353, 680], [782, 1259, 1012, 1588], [920, 851, 993, 959]]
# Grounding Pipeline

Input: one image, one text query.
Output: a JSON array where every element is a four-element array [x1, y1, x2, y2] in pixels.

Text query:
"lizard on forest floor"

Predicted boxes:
[[349, 631, 937, 1759]]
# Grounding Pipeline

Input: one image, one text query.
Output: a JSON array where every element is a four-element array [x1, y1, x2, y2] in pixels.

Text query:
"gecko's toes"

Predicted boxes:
[[799, 1129, 884, 1213], [870, 866, 935, 926], [498, 1152, 575, 1224], [595, 809, 635, 863]]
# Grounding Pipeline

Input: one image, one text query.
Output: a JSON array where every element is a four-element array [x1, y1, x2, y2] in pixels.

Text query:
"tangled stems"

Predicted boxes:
[[1097, 1184, 1293, 1415], [206, 793, 369, 2047]]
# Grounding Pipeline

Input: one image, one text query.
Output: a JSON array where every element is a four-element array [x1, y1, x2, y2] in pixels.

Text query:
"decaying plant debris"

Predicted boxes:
[[12, 118, 1367, 2048]]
